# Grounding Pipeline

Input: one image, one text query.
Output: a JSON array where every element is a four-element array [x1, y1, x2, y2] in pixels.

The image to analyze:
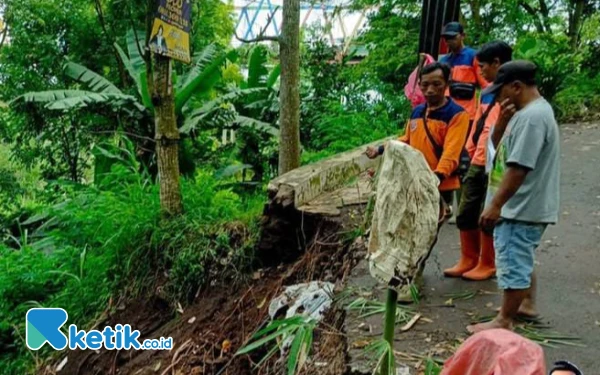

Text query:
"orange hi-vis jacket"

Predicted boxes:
[[439, 47, 489, 120], [399, 98, 470, 191], [466, 92, 500, 167]]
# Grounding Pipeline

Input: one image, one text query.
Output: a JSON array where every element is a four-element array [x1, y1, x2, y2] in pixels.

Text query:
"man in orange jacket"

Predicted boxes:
[[444, 41, 513, 281], [439, 22, 489, 217], [366, 62, 471, 299], [439, 22, 489, 122]]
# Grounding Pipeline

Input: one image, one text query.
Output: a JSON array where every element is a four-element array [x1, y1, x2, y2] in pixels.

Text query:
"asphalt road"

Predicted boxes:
[[422, 121, 600, 372]]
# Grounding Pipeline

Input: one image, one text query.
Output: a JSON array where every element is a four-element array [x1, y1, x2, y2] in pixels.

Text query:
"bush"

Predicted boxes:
[[0, 166, 264, 373], [301, 79, 410, 164], [554, 73, 600, 122], [514, 34, 584, 103]]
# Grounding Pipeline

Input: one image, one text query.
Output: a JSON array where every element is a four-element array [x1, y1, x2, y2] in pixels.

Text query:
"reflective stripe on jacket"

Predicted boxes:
[[466, 93, 500, 167], [440, 47, 489, 120], [399, 98, 470, 191]]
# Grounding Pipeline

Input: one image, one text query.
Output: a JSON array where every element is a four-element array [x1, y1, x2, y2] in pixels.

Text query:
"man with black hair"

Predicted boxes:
[[467, 60, 560, 333], [439, 22, 490, 220], [550, 361, 583, 375], [445, 41, 513, 281], [439, 22, 489, 121], [367, 62, 469, 207], [366, 62, 470, 300]]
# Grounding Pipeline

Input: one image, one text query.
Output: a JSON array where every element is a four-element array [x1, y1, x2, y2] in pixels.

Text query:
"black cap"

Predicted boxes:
[[481, 60, 537, 96], [441, 22, 464, 37], [549, 360, 583, 375]]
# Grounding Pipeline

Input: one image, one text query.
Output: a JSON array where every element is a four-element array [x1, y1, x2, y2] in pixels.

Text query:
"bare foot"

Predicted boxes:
[[518, 299, 538, 318], [466, 317, 513, 334], [494, 305, 539, 319]]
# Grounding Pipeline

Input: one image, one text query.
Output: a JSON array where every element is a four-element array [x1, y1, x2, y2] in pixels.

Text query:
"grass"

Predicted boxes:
[[235, 316, 317, 375], [0, 166, 265, 374]]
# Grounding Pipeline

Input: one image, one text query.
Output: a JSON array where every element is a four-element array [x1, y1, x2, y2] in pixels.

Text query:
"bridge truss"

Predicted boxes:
[[232, 0, 374, 54]]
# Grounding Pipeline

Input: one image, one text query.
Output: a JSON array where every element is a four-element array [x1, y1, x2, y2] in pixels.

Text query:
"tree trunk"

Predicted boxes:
[[152, 55, 183, 216], [567, 0, 585, 49], [538, 0, 553, 32], [518, 1, 547, 33], [278, 0, 301, 175], [468, 0, 483, 43]]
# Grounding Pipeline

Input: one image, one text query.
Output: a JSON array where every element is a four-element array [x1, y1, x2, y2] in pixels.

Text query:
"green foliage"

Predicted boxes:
[[0, 166, 264, 373], [222, 45, 281, 182], [514, 33, 584, 102], [300, 34, 410, 164], [347, 2, 420, 88], [553, 73, 600, 122], [364, 338, 395, 375], [424, 357, 442, 375], [346, 297, 417, 325], [236, 316, 317, 375], [175, 49, 239, 114], [0, 143, 46, 245]]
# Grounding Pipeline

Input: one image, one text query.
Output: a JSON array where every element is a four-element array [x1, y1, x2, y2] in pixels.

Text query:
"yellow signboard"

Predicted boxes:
[[149, 0, 191, 63]]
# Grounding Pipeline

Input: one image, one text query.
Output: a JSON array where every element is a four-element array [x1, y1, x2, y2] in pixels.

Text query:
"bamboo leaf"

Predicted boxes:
[[287, 326, 305, 375], [235, 325, 297, 355], [298, 323, 314, 370], [253, 344, 279, 369], [251, 316, 304, 340]]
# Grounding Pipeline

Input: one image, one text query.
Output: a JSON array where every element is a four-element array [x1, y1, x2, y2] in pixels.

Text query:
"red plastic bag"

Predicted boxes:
[[441, 329, 547, 375], [404, 53, 436, 108]]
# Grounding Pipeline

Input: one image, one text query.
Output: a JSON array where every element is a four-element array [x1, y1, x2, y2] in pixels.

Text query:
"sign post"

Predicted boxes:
[[149, 0, 192, 64]]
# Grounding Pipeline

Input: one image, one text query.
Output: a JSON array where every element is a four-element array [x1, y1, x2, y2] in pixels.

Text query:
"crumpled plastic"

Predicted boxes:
[[267, 281, 334, 356], [441, 329, 547, 375], [268, 281, 334, 321], [404, 53, 436, 108]]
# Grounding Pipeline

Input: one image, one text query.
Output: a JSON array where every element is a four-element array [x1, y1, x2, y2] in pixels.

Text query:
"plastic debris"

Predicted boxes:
[[268, 281, 335, 321]]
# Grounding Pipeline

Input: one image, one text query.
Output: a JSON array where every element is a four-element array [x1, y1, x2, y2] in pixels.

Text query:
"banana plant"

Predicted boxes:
[[210, 45, 282, 183], [9, 30, 277, 178], [11, 30, 236, 119]]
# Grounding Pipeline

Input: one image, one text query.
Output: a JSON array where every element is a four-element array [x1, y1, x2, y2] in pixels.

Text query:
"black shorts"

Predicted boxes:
[[456, 164, 489, 232]]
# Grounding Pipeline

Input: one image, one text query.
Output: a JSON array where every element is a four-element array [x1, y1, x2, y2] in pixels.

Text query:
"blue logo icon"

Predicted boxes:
[[26, 308, 69, 350], [26, 308, 173, 351]]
